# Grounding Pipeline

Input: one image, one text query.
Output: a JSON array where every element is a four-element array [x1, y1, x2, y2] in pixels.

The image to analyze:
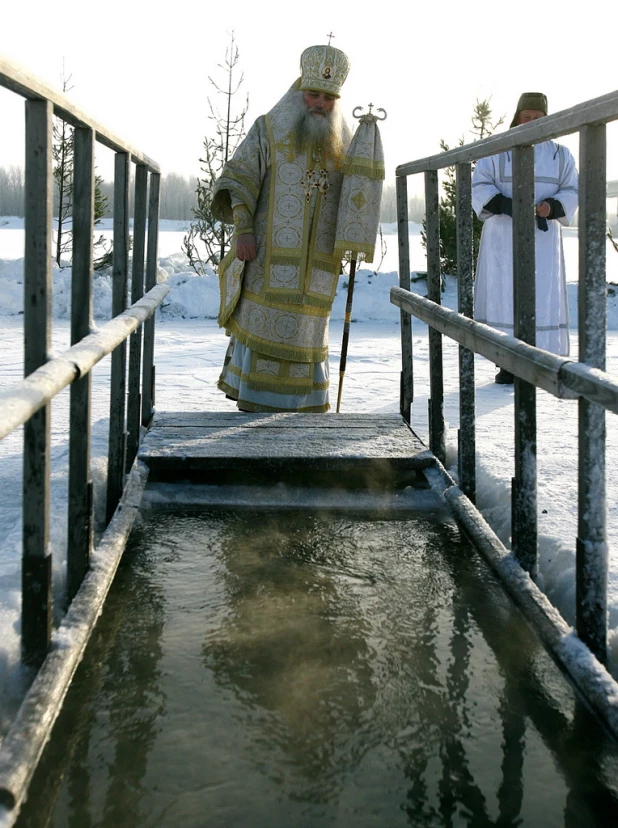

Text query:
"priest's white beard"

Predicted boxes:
[[291, 92, 346, 164]]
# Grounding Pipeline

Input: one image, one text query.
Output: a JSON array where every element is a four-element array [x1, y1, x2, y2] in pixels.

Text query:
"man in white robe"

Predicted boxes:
[[472, 92, 579, 382], [212, 44, 352, 412]]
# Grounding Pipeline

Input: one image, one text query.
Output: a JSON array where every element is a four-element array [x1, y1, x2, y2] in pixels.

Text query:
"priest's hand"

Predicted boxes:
[[236, 233, 256, 262], [536, 201, 551, 218]]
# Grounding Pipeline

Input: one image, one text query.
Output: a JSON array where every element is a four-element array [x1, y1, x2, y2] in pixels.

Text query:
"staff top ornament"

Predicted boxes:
[[353, 103, 387, 124]]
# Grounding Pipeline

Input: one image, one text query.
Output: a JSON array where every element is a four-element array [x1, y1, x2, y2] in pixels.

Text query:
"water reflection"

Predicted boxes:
[[202, 513, 377, 799], [16, 510, 618, 827], [18, 532, 169, 828]]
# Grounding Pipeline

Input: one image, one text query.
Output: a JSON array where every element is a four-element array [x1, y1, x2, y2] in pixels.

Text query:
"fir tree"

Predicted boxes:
[[183, 32, 248, 273], [93, 174, 112, 270], [422, 98, 504, 278], [470, 98, 503, 140], [53, 67, 74, 266], [53, 63, 112, 270]]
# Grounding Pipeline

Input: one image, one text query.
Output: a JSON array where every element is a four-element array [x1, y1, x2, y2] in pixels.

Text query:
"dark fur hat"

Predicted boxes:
[[510, 92, 548, 128]]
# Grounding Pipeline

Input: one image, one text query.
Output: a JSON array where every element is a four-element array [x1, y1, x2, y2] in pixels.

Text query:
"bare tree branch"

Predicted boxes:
[[184, 31, 249, 272]]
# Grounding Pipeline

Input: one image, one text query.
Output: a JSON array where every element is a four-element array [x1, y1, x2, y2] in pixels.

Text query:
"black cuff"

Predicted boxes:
[[544, 197, 565, 220], [484, 193, 513, 217]]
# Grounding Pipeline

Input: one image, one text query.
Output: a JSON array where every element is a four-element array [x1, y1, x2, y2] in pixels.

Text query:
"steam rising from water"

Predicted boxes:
[[19, 510, 618, 826]]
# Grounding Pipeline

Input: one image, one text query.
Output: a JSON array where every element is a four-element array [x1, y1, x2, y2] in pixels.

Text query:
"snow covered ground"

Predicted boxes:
[[1, 219, 618, 734]]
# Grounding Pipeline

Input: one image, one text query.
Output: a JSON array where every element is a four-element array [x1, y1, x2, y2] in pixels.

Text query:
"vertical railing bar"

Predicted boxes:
[[511, 145, 538, 575], [425, 169, 445, 462], [22, 99, 53, 668], [577, 123, 608, 663], [67, 126, 94, 602], [141, 171, 160, 428], [125, 164, 148, 472], [106, 152, 130, 523], [456, 162, 476, 502], [396, 174, 413, 422]]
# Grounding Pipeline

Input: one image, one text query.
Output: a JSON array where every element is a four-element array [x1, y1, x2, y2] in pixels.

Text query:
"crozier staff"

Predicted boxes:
[[472, 92, 579, 384], [212, 44, 353, 412]]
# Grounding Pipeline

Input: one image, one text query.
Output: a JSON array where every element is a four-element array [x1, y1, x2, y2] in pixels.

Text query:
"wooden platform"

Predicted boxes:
[[138, 412, 433, 488]]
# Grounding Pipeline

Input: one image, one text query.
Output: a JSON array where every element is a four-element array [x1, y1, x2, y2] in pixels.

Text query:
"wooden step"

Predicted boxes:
[[138, 412, 432, 488]]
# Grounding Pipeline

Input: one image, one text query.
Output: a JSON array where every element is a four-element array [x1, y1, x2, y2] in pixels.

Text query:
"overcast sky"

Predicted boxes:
[[1, 0, 617, 195]]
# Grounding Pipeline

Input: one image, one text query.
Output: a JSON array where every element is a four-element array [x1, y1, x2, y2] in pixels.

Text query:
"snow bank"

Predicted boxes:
[[2, 219, 618, 327]]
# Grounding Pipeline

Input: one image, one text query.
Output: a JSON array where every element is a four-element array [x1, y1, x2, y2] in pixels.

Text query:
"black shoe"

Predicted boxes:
[[495, 368, 514, 384]]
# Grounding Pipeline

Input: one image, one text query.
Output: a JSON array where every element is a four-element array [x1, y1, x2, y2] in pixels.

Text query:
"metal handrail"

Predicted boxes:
[[0, 284, 169, 442], [397, 88, 618, 176], [0, 55, 163, 669], [390, 286, 618, 413], [393, 88, 618, 730], [0, 54, 160, 171], [0, 55, 170, 826]]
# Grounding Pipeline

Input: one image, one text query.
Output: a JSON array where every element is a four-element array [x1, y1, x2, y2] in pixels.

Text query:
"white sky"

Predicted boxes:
[[1, 0, 618, 195]]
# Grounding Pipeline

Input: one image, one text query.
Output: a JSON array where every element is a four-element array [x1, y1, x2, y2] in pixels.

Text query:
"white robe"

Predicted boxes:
[[472, 141, 578, 355]]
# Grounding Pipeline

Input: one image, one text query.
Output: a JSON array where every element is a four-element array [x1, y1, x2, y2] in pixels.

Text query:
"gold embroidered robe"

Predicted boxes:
[[212, 88, 349, 374]]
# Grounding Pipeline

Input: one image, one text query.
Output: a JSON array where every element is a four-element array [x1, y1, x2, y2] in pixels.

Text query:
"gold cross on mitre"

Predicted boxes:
[[327, 32, 335, 45]]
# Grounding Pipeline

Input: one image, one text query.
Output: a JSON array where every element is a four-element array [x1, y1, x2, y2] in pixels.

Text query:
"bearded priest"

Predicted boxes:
[[212, 44, 352, 412]]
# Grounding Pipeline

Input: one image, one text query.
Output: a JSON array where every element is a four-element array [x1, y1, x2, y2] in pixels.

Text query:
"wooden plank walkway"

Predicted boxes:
[[138, 412, 433, 489]]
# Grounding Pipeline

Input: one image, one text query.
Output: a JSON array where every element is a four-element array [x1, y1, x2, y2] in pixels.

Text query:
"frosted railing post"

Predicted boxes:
[[425, 169, 445, 463], [396, 174, 413, 422], [67, 126, 95, 601], [511, 145, 538, 576], [126, 164, 148, 471], [142, 171, 161, 428], [577, 123, 608, 663], [106, 152, 131, 523], [22, 98, 53, 667], [456, 162, 476, 503]]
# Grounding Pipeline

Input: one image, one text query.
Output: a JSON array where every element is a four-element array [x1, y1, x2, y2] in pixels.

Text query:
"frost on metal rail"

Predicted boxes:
[[393, 88, 618, 734]]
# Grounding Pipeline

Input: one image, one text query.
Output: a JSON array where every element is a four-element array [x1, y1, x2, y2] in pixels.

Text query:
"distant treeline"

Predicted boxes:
[[380, 185, 425, 224], [0, 166, 25, 217], [0, 165, 424, 223], [0, 167, 199, 221], [96, 173, 199, 221]]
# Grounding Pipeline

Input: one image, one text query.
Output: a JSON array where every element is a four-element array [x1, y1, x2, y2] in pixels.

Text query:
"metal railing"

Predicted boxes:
[[392, 90, 618, 674], [0, 55, 169, 669]]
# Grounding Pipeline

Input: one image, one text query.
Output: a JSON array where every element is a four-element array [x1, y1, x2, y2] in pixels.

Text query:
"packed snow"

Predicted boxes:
[[1, 218, 618, 735]]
